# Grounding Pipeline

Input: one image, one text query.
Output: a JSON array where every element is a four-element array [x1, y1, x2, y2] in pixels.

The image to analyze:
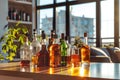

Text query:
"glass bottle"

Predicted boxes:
[[20, 36, 32, 67], [48, 30, 55, 53], [81, 32, 90, 66], [37, 31, 49, 67], [37, 39, 49, 67], [31, 29, 41, 67], [71, 46, 80, 67], [65, 36, 71, 66], [49, 34, 61, 67], [60, 33, 68, 66]]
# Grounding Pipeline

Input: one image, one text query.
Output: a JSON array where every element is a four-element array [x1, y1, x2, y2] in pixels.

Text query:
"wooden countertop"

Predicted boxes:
[[0, 62, 120, 80]]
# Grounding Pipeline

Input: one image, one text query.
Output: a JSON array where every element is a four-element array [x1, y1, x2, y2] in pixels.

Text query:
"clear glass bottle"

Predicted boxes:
[[81, 32, 90, 66], [20, 36, 32, 67], [31, 29, 41, 55], [60, 33, 68, 66], [31, 29, 41, 67], [65, 36, 71, 66]]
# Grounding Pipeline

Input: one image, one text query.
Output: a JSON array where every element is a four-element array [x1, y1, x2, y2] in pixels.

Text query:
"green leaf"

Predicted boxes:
[[16, 21, 21, 26], [13, 45, 17, 52], [6, 56, 14, 61], [10, 52, 16, 57], [22, 27, 28, 34]]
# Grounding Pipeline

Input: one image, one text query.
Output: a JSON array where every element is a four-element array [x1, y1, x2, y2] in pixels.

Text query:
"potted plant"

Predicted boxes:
[[0, 22, 30, 62]]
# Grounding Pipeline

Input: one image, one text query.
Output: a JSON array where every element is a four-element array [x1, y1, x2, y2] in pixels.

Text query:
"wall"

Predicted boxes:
[[0, 0, 8, 51]]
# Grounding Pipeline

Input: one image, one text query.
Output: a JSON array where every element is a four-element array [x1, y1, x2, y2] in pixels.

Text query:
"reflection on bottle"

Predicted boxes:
[[80, 65, 90, 77], [20, 66, 30, 72], [49, 68, 54, 74]]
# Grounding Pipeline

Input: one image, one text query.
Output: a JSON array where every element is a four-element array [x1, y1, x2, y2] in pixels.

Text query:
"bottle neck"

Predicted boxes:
[[53, 38, 58, 44], [25, 41, 29, 45], [41, 39, 46, 45], [84, 37, 88, 45], [24, 37, 29, 45], [33, 33, 37, 41]]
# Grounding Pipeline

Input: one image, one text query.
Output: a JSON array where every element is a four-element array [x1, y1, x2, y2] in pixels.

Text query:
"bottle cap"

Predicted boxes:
[[84, 32, 87, 37], [61, 33, 64, 39], [41, 30, 46, 39]]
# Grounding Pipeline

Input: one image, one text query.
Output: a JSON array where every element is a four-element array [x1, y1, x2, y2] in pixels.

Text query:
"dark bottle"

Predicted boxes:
[[13, 8, 17, 20], [60, 33, 68, 66], [19, 10, 23, 21], [8, 8, 13, 20], [49, 33, 61, 67], [37, 31, 49, 67], [37, 43, 49, 67], [16, 9, 19, 20]]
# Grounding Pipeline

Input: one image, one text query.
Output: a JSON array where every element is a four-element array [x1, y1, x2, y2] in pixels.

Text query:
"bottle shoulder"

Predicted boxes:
[[31, 40, 41, 46], [81, 45, 90, 51], [21, 44, 29, 49], [49, 44, 60, 50]]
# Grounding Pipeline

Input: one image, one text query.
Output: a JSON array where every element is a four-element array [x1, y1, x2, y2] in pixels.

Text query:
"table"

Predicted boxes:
[[0, 62, 120, 80]]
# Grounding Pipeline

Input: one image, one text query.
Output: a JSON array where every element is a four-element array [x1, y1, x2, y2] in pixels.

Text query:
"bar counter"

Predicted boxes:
[[0, 62, 120, 80]]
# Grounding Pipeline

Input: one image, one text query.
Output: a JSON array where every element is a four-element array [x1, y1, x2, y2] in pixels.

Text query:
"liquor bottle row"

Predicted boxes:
[[20, 29, 90, 68], [8, 8, 30, 22]]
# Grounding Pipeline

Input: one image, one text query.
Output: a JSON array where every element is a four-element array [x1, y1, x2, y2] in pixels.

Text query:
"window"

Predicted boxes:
[[56, 0, 66, 3], [36, 0, 118, 47], [37, 0, 53, 6], [56, 6, 66, 37], [101, 0, 114, 47], [70, 2, 96, 46], [69, 0, 76, 1], [37, 8, 53, 36]]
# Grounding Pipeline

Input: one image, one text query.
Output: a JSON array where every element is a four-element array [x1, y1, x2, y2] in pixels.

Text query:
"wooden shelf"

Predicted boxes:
[[8, 0, 32, 5], [8, 20, 32, 25]]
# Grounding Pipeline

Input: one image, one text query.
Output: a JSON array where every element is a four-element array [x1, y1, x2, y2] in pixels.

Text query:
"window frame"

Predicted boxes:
[[36, 0, 119, 47]]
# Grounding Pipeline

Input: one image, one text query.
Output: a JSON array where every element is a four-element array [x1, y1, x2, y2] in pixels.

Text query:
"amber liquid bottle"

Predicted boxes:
[[37, 42, 49, 67], [71, 46, 80, 67], [49, 34, 61, 67], [81, 32, 90, 66]]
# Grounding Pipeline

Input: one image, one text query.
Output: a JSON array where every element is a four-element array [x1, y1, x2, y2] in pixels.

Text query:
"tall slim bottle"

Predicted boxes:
[[31, 29, 41, 67], [49, 34, 61, 67], [60, 33, 68, 66], [81, 32, 90, 66], [65, 36, 71, 66]]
